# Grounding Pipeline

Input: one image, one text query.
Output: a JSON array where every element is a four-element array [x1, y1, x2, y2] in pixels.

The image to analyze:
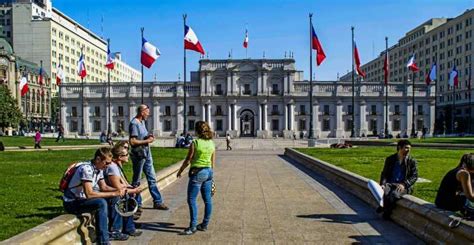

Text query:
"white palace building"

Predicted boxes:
[[60, 58, 435, 138]]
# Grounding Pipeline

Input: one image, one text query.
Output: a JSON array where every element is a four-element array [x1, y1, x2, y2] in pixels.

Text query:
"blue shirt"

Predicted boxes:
[[390, 159, 406, 183]]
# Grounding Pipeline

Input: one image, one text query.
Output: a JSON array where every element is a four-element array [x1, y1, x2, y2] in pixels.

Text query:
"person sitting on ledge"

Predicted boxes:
[[435, 153, 474, 214], [379, 140, 418, 219], [62, 147, 128, 243]]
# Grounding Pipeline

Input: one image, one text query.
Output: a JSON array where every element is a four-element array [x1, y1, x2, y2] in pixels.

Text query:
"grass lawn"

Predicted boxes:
[[381, 137, 474, 145], [0, 136, 100, 147], [296, 147, 471, 204], [0, 147, 187, 241]]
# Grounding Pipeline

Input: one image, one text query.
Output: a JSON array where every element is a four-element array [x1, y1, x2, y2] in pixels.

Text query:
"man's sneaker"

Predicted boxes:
[[180, 227, 196, 235], [196, 224, 207, 231], [109, 231, 129, 241], [153, 203, 169, 210], [126, 230, 143, 237]]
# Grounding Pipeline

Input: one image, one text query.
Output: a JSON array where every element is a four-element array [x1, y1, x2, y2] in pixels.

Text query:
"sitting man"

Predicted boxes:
[[435, 153, 474, 216], [379, 139, 418, 219], [62, 147, 128, 244]]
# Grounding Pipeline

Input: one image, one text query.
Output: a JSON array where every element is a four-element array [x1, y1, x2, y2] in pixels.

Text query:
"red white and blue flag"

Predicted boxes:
[[105, 46, 115, 70], [19, 76, 28, 96], [141, 38, 160, 68], [406, 54, 419, 72], [449, 64, 458, 87], [311, 25, 326, 66], [243, 29, 249, 48], [38, 66, 43, 85], [354, 42, 365, 78], [425, 62, 436, 85], [77, 52, 87, 79], [184, 25, 205, 55], [56, 61, 64, 86]]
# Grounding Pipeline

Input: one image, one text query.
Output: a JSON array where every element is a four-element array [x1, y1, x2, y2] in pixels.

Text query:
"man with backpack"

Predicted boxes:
[[62, 147, 128, 244]]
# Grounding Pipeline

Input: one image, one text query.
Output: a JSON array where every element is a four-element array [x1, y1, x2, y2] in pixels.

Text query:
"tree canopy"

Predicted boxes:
[[0, 85, 23, 130]]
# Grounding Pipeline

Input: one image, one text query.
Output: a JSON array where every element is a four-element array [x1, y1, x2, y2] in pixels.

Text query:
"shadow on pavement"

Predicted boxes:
[[137, 222, 185, 234]]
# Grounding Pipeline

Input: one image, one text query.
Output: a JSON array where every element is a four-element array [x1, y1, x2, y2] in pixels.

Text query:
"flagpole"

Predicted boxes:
[[141, 27, 144, 105], [350, 27, 355, 138], [107, 38, 112, 135], [384, 37, 389, 139], [183, 14, 187, 135], [411, 68, 416, 138], [58, 57, 62, 131], [308, 13, 314, 140], [469, 62, 472, 134], [453, 76, 456, 134], [433, 56, 438, 136], [40, 60, 44, 134], [80, 46, 85, 136]]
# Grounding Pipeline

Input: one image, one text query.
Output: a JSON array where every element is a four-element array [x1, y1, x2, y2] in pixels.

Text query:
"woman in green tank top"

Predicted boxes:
[[177, 121, 215, 235]]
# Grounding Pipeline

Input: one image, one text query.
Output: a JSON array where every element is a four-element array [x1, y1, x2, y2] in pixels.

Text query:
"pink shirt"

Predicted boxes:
[[35, 132, 41, 142]]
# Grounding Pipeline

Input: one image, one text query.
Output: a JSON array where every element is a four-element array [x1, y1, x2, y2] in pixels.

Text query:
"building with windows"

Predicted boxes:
[[0, 0, 141, 94], [61, 58, 434, 138], [341, 9, 474, 134]]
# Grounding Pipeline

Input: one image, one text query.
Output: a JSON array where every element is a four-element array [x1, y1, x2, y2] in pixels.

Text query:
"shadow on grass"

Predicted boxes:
[[138, 222, 185, 234], [15, 206, 64, 220]]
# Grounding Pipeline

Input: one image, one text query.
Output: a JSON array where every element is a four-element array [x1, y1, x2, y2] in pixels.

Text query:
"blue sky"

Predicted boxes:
[[54, 0, 473, 81]]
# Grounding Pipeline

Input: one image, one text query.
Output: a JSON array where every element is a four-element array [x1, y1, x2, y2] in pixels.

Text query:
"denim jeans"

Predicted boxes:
[[63, 198, 109, 244], [108, 197, 136, 233], [187, 168, 213, 228], [131, 151, 163, 206]]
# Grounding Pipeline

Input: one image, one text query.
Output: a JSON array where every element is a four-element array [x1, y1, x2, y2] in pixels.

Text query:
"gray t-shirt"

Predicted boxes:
[[129, 117, 151, 158], [63, 161, 104, 202], [105, 163, 126, 187]]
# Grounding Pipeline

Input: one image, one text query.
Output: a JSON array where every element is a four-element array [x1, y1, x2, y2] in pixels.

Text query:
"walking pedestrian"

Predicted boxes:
[[226, 133, 232, 150], [34, 130, 42, 149], [56, 124, 65, 142], [177, 121, 215, 235]]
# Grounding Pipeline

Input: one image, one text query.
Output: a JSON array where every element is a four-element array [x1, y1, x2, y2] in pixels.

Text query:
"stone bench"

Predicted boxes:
[[284, 148, 474, 244], [1, 161, 183, 245]]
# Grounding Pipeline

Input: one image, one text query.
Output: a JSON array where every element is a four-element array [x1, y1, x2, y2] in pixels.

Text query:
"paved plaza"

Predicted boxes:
[[116, 149, 421, 244]]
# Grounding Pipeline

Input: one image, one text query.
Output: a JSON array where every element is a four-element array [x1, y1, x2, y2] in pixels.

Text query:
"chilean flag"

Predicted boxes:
[[354, 42, 365, 78], [311, 25, 326, 66], [38, 66, 43, 85], [105, 46, 115, 70], [383, 51, 389, 85], [243, 29, 248, 48], [425, 62, 436, 85], [184, 25, 205, 55], [19, 76, 28, 96], [77, 52, 87, 79], [449, 64, 458, 87], [141, 38, 160, 68], [56, 62, 64, 86], [407, 54, 419, 72]]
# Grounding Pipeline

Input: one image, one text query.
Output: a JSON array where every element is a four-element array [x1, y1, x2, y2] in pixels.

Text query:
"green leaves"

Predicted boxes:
[[0, 86, 22, 130]]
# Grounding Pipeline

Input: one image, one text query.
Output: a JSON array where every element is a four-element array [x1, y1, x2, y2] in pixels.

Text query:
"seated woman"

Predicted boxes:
[[105, 141, 143, 237], [435, 153, 474, 213]]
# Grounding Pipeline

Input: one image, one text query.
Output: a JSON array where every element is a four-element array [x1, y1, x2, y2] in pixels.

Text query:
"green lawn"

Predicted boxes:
[[296, 147, 471, 203], [0, 136, 100, 147], [381, 137, 474, 145], [0, 147, 187, 241]]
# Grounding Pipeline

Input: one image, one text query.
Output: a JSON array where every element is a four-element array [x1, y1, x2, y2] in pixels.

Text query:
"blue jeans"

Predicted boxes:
[[131, 153, 163, 206], [63, 198, 109, 244], [108, 197, 136, 233], [187, 168, 213, 228]]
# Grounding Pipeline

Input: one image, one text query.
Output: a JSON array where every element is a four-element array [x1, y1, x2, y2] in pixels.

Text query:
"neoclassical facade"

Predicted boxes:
[[61, 59, 435, 138]]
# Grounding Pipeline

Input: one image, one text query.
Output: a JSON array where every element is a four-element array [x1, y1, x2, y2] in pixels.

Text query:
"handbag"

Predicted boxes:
[[211, 180, 216, 197], [131, 145, 146, 159]]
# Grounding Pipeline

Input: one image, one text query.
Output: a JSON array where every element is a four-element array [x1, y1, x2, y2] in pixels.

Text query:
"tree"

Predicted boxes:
[[0, 85, 23, 131], [50, 96, 59, 125]]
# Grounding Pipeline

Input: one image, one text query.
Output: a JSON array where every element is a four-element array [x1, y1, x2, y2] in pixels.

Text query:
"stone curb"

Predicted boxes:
[[1, 161, 184, 245], [344, 140, 474, 149], [284, 148, 474, 244]]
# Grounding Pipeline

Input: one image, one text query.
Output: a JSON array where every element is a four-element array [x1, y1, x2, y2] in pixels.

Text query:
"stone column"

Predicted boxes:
[[429, 100, 435, 136], [207, 103, 212, 128], [61, 102, 67, 134], [284, 104, 288, 130], [313, 101, 320, 138], [289, 103, 295, 131], [233, 104, 237, 131], [152, 100, 161, 136], [201, 104, 206, 121], [176, 101, 183, 135], [128, 101, 136, 135], [227, 73, 232, 95], [359, 100, 367, 137], [258, 104, 262, 131], [406, 101, 413, 137], [83, 102, 90, 135], [263, 104, 268, 131], [336, 100, 344, 137], [257, 70, 262, 94], [227, 104, 232, 131]]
